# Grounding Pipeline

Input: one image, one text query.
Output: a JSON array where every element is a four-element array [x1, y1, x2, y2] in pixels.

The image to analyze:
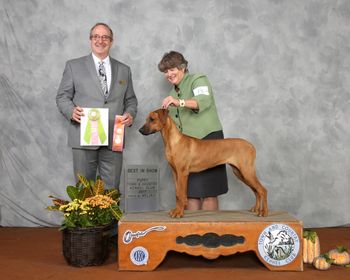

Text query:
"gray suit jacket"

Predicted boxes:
[[56, 54, 138, 150]]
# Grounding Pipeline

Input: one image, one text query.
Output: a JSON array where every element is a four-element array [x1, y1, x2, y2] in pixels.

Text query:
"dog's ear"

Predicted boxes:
[[159, 108, 169, 125]]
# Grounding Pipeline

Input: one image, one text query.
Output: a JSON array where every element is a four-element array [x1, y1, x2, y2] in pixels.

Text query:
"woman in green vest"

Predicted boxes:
[[158, 50, 228, 211]]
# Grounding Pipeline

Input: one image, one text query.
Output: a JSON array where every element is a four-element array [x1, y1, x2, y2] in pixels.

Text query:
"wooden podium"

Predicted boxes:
[[118, 210, 303, 271]]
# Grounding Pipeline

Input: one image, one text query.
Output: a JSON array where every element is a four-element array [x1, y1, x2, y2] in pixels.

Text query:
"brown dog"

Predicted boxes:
[[139, 109, 268, 218]]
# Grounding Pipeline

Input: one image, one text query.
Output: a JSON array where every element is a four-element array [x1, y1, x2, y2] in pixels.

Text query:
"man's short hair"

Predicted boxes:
[[89, 22, 113, 40]]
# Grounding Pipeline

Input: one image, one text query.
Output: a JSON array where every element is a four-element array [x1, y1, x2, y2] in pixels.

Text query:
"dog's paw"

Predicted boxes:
[[250, 206, 259, 214], [258, 209, 268, 217], [169, 208, 184, 218]]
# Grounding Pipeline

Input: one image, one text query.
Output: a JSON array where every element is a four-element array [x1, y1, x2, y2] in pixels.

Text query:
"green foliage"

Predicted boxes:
[[47, 174, 122, 230], [94, 178, 105, 195], [336, 245, 348, 253], [77, 173, 91, 190], [66, 185, 79, 200], [59, 200, 122, 230], [319, 253, 334, 264], [303, 230, 318, 243], [79, 186, 93, 200]]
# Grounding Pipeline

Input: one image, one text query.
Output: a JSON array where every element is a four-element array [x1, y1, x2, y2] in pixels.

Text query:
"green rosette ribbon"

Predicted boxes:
[[83, 108, 107, 144]]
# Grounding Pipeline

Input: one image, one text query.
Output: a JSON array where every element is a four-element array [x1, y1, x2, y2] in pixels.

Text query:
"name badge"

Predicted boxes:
[[193, 86, 209, 96]]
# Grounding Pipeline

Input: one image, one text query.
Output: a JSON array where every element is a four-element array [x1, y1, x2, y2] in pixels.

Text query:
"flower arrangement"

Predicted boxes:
[[47, 174, 122, 230]]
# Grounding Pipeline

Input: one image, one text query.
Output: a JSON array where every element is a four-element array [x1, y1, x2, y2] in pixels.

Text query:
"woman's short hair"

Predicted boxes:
[[158, 51, 188, 72]]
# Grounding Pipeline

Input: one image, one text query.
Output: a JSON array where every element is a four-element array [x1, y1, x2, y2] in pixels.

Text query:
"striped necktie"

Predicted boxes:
[[98, 61, 108, 96]]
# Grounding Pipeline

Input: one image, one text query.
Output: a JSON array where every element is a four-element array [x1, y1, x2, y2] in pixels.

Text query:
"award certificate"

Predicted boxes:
[[80, 108, 109, 146]]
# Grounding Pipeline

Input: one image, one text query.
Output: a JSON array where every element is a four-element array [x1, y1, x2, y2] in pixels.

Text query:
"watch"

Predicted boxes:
[[179, 99, 185, 107]]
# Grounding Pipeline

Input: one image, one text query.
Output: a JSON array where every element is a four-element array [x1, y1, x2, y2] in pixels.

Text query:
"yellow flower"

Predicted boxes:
[[59, 199, 85, 213], [80, 200, 91, 212]]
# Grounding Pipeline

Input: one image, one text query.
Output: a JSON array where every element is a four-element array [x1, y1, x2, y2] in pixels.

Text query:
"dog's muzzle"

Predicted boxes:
[[139, 125, 154, 135]]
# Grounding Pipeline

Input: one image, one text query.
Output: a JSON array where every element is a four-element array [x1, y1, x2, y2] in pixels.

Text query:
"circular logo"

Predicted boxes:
[[258, 224, 300, 266], [130, 246, 149, 266]]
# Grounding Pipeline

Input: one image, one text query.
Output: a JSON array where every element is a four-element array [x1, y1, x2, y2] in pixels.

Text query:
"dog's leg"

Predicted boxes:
[[230, 165, 260, 213], [169, 169, 188, 218], [261, 188, 268, 217], [246, 176, 267, 216], [231, 164, 268, 217]]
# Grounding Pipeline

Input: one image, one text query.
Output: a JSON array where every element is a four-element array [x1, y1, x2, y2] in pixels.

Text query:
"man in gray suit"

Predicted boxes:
[[56, 22, 138, 190]]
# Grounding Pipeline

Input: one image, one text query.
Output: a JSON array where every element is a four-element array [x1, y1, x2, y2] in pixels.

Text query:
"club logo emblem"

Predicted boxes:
[[130, 246, 149, 266], [258, 224, 300, 266]]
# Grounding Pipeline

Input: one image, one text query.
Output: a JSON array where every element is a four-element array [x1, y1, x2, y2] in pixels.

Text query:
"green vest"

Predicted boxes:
[[168, 73, 223, 139]]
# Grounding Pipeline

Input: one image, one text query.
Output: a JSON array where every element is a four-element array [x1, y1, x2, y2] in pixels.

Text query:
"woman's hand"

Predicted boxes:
[[161, 96, 199, 110], [162, 96, 180, 109]]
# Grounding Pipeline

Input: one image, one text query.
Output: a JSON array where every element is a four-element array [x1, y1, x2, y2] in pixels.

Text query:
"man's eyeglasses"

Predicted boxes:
[[90, 34, 112, 41]]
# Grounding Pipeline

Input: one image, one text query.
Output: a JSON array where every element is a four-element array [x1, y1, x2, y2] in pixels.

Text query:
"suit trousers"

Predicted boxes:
[[72, 147, 123, 190]]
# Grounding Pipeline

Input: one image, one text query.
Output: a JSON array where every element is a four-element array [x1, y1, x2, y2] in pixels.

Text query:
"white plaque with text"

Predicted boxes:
[[124, 165, 159, 212]]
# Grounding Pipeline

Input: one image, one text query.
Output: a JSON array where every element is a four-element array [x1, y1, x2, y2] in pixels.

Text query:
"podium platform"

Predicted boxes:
[[118, 210, 303, 271]]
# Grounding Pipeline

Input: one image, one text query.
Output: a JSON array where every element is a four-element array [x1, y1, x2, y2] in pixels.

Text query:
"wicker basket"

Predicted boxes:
[[62, 224, 112, 267]]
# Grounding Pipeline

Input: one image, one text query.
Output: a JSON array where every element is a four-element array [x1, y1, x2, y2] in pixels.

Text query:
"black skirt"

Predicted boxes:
[[187, 130, 228, 198]]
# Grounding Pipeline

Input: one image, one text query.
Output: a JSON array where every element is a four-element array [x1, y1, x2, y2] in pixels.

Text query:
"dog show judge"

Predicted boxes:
[[159, 51, 228, 211], [56, 23, 138, 189]]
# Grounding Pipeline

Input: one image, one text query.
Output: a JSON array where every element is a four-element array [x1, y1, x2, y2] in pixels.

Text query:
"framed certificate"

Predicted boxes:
[[80, 108, 109, 146]]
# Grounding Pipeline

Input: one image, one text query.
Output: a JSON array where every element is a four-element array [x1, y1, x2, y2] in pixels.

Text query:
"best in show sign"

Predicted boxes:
[[124, 165, 159, 212]]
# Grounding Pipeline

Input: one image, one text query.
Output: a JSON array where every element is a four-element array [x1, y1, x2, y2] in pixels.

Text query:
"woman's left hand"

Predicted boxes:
[[162, 96, 179, 109]]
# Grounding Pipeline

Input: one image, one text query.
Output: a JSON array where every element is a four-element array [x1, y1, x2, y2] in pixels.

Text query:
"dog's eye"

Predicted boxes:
[[149, 117, 154, 122]]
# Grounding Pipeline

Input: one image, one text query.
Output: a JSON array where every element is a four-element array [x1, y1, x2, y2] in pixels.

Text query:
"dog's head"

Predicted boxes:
[[139, 109, 169, 135]]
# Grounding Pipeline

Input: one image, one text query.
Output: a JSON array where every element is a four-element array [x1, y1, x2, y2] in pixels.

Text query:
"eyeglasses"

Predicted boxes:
[[90, 34, 112, 41]]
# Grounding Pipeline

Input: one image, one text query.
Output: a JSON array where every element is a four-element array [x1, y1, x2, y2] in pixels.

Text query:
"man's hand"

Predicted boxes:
[[71, 106, 84, 123], [121, 112, 133, 127]]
